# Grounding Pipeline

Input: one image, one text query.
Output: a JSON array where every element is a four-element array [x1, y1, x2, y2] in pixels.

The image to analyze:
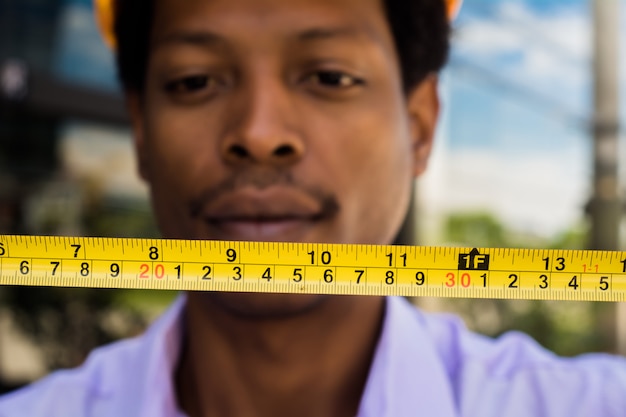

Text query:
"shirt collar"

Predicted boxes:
[[139, 294, 187, 417], [357, 297, 457, 417]]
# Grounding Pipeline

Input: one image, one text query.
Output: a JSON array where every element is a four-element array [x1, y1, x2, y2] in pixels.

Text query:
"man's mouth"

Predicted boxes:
[[193, 186, 337, 241], [205, 216, 318, 240]]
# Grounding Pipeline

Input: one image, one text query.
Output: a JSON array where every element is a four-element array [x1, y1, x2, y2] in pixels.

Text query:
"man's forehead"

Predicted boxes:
[[153, 0, 383, 18], [152, 25, 381, 50], [151, 0, 391, 47]]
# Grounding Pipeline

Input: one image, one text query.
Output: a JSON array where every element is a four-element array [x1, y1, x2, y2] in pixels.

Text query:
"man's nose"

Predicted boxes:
[[221, 77, 305, 167]]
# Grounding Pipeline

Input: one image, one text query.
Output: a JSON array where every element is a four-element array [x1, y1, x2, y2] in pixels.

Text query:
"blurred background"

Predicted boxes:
[[0, 0, 624, 394]]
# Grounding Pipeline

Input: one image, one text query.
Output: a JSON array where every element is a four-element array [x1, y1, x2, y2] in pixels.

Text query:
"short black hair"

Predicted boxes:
[[113, 0, 450, 95]]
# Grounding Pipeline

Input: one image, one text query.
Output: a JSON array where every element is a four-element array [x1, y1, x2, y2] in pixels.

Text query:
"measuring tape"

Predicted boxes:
[[0, 235, 625, 302]]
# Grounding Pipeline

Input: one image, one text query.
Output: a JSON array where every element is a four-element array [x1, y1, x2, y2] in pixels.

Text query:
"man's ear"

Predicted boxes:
[[407, 74, 440, 178], [127, 92, 150, 182]]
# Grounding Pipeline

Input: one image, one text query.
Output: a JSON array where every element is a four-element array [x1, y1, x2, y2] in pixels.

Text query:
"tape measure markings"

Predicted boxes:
[[1, 235, 626, 301]]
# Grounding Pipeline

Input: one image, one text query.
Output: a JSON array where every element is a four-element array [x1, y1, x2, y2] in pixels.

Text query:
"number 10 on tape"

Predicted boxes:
[[1, 236, 626, 302]]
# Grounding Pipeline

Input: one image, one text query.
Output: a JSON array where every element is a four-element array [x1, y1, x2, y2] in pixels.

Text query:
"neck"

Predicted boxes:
[[176, 294, 385, 417]]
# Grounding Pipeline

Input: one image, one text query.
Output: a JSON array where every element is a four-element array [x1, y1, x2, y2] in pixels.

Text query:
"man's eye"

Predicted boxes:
[[164, 75, 214, 94], [308, 71, 363, 88]]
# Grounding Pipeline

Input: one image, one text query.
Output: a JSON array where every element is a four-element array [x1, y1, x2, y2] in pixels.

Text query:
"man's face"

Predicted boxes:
[[130, 0, 438, 315]]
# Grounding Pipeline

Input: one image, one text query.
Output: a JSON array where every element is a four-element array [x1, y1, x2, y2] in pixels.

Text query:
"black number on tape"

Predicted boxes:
[[293, 268, 303, 283], [262, 267, 272, 282], [568, 275, 579, 290], [202, 266, 212, 280], [20, 260, 29, 275], [385, 271, 394, 285], [309, 251, 331, 265], [599, 276, 609, 291]]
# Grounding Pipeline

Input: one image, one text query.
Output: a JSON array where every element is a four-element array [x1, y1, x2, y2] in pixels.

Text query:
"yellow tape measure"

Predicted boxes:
[[0, 235, 625, 302]]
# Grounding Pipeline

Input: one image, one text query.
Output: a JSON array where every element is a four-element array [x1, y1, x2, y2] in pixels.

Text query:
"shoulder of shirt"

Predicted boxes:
[[404, 299, 626, 414], [411, 301, 626, 378], [0, 296, 185, 417], [0, 332, 147, 417]]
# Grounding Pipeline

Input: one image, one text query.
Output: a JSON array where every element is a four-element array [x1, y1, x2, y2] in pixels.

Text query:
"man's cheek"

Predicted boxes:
[[148, 127, 193, 171]]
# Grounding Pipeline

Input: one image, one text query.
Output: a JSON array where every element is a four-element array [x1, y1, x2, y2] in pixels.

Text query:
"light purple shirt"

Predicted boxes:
[[1, 296, 626, 416]]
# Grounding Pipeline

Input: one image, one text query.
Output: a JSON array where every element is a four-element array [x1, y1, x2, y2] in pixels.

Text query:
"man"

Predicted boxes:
[[2, 0, 626, 416]]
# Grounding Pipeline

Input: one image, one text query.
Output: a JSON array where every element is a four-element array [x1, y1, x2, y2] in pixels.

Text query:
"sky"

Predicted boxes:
[[420, 0, 626, 240], [51, 0, 626, 241]]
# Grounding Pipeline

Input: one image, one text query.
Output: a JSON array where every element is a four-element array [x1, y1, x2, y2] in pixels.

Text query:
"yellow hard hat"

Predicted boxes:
[[446, 0, 463, 20], [94, 0, 115, 48], [95, 0, 462, 49]]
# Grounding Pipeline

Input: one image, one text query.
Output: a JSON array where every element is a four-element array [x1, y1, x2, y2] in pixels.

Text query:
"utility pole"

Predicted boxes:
[[590, 0, 623, 353], [590, 0, 620, 251]]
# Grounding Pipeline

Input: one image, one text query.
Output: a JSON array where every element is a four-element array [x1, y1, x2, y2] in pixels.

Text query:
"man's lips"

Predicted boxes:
[[206, 217, 316, 240], [195, 186, 331, 240]]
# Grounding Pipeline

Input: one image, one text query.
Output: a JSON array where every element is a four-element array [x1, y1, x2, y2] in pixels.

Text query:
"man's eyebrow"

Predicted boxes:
[[152, 31, 226, 49], [296, 27, 368, 42]]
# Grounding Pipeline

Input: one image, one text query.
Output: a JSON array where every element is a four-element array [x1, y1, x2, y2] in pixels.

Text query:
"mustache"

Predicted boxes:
[[188, 169, 340, 219]]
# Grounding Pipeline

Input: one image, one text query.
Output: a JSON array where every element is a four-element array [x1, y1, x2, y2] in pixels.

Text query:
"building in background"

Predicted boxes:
[[0, 0, 155, 392]]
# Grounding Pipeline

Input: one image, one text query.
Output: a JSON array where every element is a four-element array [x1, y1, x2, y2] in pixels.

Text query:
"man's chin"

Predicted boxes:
[[191, 292, 331, 320]]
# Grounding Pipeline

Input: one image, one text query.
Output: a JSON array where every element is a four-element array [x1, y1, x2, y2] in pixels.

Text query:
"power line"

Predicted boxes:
[[448, 55, 591, 132], [456, 2, 590, 66]]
